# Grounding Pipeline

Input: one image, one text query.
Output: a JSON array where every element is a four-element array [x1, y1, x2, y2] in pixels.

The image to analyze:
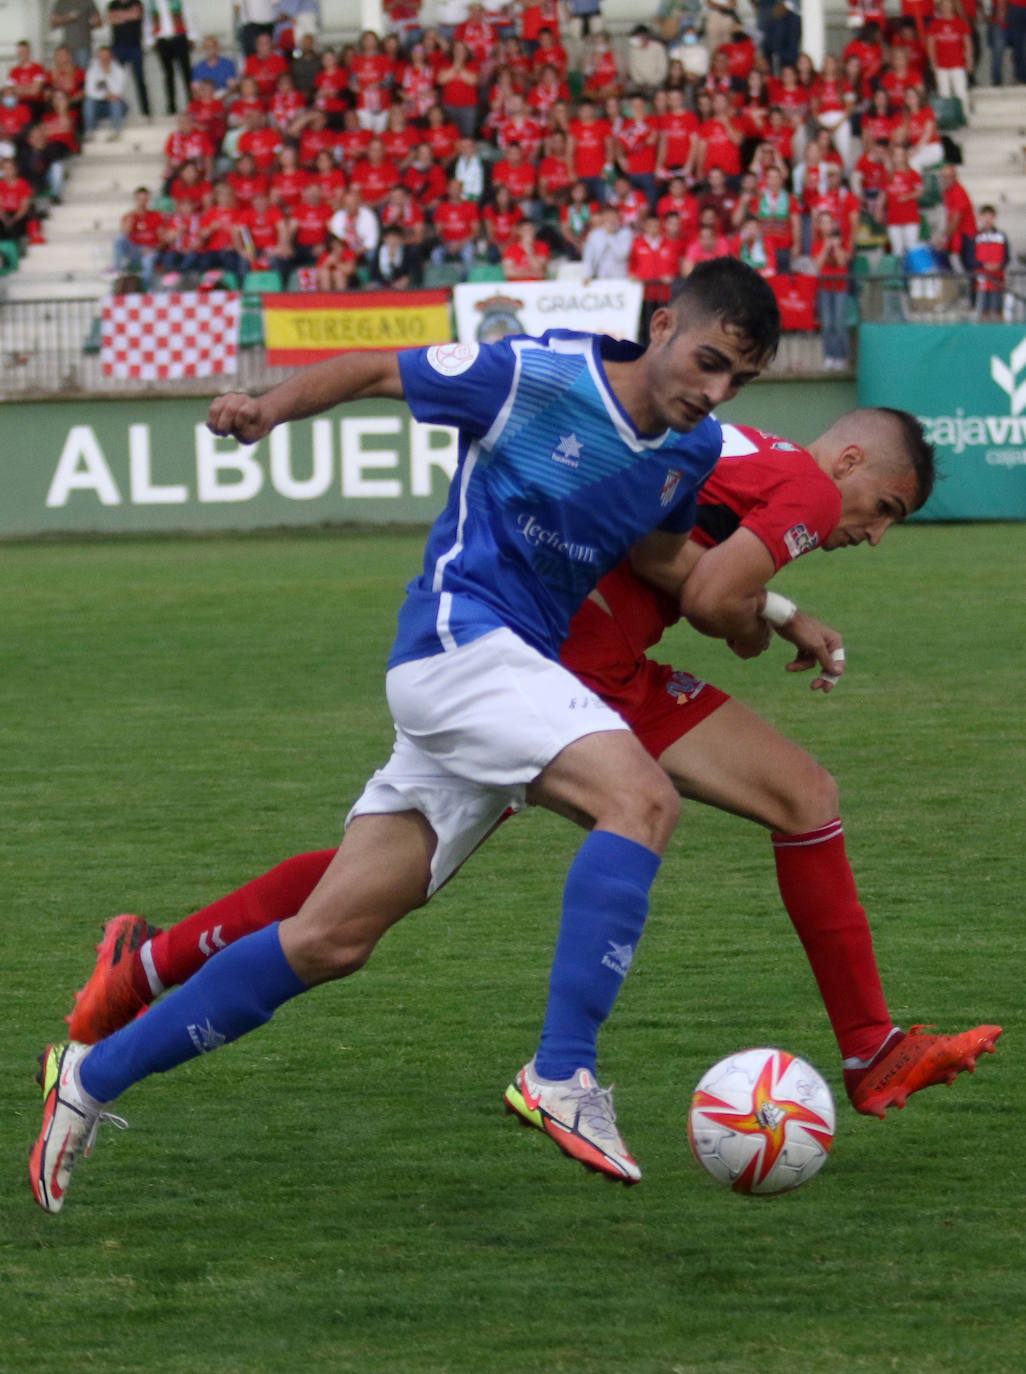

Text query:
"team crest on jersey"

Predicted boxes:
[[552, 433, 582, 468], [784, 522, 819, 559], [426, 342, 480, 376], [660, 468, 684, 506], [666, 669, 705, 703]]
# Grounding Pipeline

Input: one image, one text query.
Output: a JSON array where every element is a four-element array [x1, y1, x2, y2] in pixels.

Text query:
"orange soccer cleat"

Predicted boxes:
[[66, 914, 160, 1044], [846, 1023, 1003, 1119]]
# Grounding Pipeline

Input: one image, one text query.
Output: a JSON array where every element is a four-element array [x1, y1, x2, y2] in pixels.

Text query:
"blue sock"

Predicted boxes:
[[534, 830, 661, 1081], [79, 923, 308, 1103]]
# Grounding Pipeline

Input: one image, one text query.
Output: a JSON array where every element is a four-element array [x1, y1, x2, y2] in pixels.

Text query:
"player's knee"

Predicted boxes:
[[778, 759, 839, 833], [603, 767, 681, 850]]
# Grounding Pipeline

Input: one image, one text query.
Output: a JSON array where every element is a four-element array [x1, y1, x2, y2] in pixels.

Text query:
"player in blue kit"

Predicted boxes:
[[30, 260, 785, 1211]]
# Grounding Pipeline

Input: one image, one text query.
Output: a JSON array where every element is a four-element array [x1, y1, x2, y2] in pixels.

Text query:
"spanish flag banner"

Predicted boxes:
[[263, 290, 453, 364]]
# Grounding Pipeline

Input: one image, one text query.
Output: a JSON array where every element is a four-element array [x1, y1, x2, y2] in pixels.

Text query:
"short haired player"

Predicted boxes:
[[44, 406, 1000, 1200]]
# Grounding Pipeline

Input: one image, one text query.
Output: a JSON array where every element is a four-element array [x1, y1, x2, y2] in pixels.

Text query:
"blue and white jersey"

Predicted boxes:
[[390, 331, 722, 669]]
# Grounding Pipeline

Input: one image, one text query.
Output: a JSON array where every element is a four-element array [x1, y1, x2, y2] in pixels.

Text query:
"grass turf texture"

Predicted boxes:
[[2, 525, 1024, 1374]]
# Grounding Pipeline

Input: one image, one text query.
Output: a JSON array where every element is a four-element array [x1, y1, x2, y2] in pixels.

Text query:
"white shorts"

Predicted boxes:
[[346, 628, 629, 894]]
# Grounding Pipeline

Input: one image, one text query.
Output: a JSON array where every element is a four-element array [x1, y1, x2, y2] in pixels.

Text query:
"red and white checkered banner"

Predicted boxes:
[[101, 290, 241, 380]]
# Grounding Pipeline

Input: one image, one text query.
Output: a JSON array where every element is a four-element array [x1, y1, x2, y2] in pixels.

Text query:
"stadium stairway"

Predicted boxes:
[[2, 115, 175, 303], [956, 87, 1026, 259]]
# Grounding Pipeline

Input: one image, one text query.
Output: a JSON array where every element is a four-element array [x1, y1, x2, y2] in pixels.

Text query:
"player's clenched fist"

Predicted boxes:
[[207, 392, 272, 444]]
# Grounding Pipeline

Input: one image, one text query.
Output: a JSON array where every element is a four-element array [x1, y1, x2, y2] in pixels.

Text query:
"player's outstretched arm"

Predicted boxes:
[[676, 527, 776, 655], [207, 350, 406, 444]]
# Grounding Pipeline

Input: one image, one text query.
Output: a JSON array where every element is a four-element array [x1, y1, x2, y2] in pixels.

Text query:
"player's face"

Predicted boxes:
[[825, 456, 919, 549], [638, 312, 769, 433]]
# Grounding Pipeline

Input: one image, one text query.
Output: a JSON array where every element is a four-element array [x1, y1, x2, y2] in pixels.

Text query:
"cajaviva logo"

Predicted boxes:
[[919, 334, 1026, 464], [990, 336, 1026, 417]]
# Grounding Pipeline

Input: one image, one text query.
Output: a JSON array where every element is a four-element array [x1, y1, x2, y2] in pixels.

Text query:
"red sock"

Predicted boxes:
[[147, 850, 336, 990], [772, 820, 894, 1064]]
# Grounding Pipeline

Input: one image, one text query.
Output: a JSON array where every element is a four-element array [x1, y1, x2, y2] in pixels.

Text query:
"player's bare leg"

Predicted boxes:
[[657, 698, 1001, 1115]]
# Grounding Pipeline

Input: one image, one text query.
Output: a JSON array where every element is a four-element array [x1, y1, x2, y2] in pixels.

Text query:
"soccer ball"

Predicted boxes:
[[688, 1047, 835, 1196]]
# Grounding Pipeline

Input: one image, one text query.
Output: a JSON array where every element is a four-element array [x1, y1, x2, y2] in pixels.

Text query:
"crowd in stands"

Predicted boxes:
[[2, 0, 1020, 347]]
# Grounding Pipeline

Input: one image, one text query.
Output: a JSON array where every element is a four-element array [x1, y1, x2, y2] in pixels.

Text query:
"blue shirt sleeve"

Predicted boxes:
[[398, 340, 519, 438]]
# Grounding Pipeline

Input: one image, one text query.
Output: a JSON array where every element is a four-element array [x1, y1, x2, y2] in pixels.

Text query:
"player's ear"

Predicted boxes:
[[648, 305, 675, 345], [834, 443, 864, 478]]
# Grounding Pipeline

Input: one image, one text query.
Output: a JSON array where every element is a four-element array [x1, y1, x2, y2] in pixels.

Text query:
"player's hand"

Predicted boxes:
[[206, 391, 272, 444], [777, 610, 845, 691], [727, 620, 772, 659]]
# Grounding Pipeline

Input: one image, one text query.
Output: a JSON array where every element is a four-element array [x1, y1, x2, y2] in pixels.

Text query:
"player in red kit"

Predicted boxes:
[[66, 411, 1001, 1123]]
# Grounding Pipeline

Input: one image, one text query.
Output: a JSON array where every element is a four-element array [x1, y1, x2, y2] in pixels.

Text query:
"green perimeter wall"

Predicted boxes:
[[1, 379, 857, 539]]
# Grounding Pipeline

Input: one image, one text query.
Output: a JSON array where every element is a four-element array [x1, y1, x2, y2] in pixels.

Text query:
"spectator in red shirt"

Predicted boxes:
[[381, 105, 419, 169], [852, 140, 888, 220], [973, 204, 1009, 316], [926, 0, 972, 114], [502, 218, 551, 278], [269, 70, 307, 137], [497, 91, 544, 160], [196, 181, 246, 282], [492, 140, 538, 210], [189, 78, 228, 150], [581, 32, 622, 101], [437, 41, 480, 139], [655, 174, 700, 243], [238, 109, 283, 173], [482, 182, 524, 256], [111, 184, 164, 282], [614, 92, 659, 208], [656, 86, 699, 187], [695, 88, 743, 182], [423, 103, 461, 165], [530, 27, 568, 77], [528, 62, 570, 122], [681, 213, 732, 274], [861, 86, 900, 149], [155, 205, 204, 281], [403, 140, 447, 211], [431, 175, 480, 274], [309, 147, 346, 207], [751, 163, 801, 270], [311, 47, 349, 126], [245, 31, 289, 100], [606, 172, 649, 228], [226, 150, 269, 209], [349, 29, 394, 133], [270, 144, 312, 213], [350, 135, 401, 207], [809, 209, 852, 370], [0, 84, 33, 145], [808, 163, 861, 250], [227, 75, 266, 132], [234, 187, 289, 278], [380, 182, 426, 245], [312, 235, 359, 290], [627, 211, 682, 282], [696, 165, 739, 232], [297, 109, 341, 168], [880, 143, 924, 256], [456, 3, 500, 66], [47, 45, 85, 119], [900, 86, 943, 173], [567, 97, 611, 204], [9, 39, 48, 120], [939, 162, 977, 270], [164, 111, 214, 184], [398, 42, 439, 122], [168, 158, 212, 212], [285, 178, 335, 268], [879, 47, 924, 110], [537, 128, 575, 209]]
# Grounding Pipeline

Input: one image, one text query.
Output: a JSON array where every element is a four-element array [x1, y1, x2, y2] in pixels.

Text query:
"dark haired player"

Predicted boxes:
[[31, 260, 781, 1210]]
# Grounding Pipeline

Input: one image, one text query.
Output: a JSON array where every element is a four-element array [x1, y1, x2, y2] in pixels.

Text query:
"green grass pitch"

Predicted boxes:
[[1, 524, 1024, 1374]]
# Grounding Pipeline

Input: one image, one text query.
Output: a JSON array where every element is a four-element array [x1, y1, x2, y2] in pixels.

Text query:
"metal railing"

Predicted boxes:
[[0, 270, 1022, 399]]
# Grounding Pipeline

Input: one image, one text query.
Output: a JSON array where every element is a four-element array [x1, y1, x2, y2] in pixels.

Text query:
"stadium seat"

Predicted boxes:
[[423, 262, 464, 288], [0, 240, 20, 274], [241, 269, 283, 294], [152, 195, 175, 214], [931, 96, 965, 130], [466, 262, 506, 282], [238, 305, 265, 348]]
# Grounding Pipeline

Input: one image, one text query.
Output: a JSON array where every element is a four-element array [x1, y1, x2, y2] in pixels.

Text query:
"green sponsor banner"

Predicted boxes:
[[858, 323, 1026, 520], [2, 397, 459, 537], [2, 380, 862, 538]]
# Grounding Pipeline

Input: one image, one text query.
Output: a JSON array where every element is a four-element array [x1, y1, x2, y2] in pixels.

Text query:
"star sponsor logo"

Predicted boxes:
[[552, 433, 582, 468], [601, 939, 635, 978], [784, 522, 819, 559], [425, 342, 480, 376], [660, 468, 684, 507]]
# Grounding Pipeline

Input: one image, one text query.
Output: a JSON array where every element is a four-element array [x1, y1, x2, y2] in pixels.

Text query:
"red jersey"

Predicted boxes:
[[808, 187, 859, 248], [559, 425, 842, 744], [492, 158, 537, 198], [238, 203, 284, 251], [854, 153, 888, 197], [942, 179, 976, 251], [699, 117, 742, 176], [403, 161, 447, 204], [498, 114, 544, 160], [584, 49, 620, 95], [290, 199, 332, 247], [188, 96, 227, 148], [439, 64, 479, 108], [229, 95, 266, 127], [238, 126, 282, 171], [928, 13, 970, 66], [520, 0, 561, 42], [123, 208, 165, 247], [568, 116, 611, 178], [382, 127, 418, 164], [883, 166, 923, 225], [312, 66, 349, 115], [0, 102, 32, 139], [502, 237, 551, 279], [483, 201, 524, 245], [9, 60, 47, 95], [616, 117, 659, 175], [657, 109, 699, 172], [656, 190, 700, 241], [226, 169, 268, 207], [973, 228, 1009, 286], [380, 197, 425, 234], [164, 209, 203, 252], [350, 157, 401, 206], [433, 198, 479, 244], [165, 129, 214, 167], [538, 154, 575, 197], [628, 233, 681, 279], [244, 51, 288, 98], [350, 52, 393, 113], [169, 175, 212, 210], [270, 168, 311, 211], [298, 126, 341, 167], [200, 204, 239, 252], [270, 87, 306, 130], [425, 121, 461, 163], [455, 17, 498, 63]]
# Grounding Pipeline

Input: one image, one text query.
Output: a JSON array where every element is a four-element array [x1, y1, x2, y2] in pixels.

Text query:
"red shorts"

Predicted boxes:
[[560, 598, 730, 760]]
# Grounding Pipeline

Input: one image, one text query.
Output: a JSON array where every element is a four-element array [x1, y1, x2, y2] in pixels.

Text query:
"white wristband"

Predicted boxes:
[[761, 591, 798, 627]]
